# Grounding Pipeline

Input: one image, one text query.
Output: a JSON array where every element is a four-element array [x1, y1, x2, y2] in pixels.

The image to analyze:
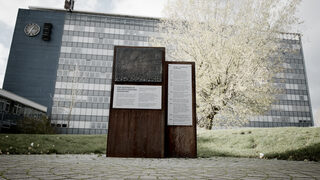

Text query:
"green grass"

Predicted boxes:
[[1, 127, 320, 161], [197, 127, 320, 161], [0, 134, 107, 155]]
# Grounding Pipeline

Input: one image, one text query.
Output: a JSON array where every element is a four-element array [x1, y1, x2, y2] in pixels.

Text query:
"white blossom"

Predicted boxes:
[[151, 0, 301, 129]]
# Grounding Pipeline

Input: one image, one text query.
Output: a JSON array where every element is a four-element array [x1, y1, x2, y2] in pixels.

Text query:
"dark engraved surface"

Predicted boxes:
[[114, 47, 163, 82]]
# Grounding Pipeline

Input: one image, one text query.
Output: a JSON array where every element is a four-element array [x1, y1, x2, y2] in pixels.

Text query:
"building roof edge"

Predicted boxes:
[[0, 89, 47, 113], [28, 6, 161, 21]]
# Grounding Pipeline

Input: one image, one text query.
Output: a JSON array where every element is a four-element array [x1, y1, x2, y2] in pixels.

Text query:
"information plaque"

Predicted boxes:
[[168, 64, 193, 126], [113, 85, 162, 109]]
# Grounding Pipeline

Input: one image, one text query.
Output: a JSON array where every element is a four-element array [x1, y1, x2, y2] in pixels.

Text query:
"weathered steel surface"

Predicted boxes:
[[107, 46, 165, 158], [165, 62, 197, 158], [107, 109, 165, 158]]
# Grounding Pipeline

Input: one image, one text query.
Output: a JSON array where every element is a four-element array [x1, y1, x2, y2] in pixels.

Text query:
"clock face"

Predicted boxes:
[[24, 23, 41, 37]]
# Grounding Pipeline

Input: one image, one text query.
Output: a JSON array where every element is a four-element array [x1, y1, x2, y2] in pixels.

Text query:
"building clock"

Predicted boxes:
[[24, 23, 40, 37]]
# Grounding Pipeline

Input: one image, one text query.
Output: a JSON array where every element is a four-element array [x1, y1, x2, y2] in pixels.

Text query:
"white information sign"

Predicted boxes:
[[168, 64, 193, 126], [113, 85, 162, 109]]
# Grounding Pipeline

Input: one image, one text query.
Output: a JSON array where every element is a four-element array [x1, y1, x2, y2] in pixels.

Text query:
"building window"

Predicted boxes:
[[13, 104, 22, 115], [0, 99, 6, 112], [4, 101, 10, 112]]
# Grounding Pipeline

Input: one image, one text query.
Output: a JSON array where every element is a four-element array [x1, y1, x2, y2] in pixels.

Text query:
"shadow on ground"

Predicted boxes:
[[265, 143, 320, 161]]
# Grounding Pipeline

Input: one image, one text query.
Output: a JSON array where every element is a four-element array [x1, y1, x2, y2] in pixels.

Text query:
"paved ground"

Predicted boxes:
[[0, 155, 319, 180]]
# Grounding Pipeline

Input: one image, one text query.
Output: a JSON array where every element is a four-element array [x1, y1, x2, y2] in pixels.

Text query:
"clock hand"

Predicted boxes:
[[29, 26, 35, 34]]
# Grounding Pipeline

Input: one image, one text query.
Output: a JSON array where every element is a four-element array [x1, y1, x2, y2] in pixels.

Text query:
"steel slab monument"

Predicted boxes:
[[107, 47, 197, 158], [107, 46, 166, 158]]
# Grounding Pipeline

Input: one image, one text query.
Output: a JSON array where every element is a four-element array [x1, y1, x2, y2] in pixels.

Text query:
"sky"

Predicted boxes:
[[0, 0, 319, 123]]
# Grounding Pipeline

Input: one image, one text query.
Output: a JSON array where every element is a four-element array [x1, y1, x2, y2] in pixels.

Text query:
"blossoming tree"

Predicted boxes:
[[151, 0, 301, 129]]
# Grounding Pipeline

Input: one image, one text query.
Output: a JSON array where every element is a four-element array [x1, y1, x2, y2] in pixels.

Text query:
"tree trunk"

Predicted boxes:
[[205, 107, 219, 130], [205, 114, 214, 130], [205, 117, 213, 130]]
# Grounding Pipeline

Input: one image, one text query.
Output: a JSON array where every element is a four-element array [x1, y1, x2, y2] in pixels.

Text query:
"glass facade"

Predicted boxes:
[[51, 11, 313, 133], [6, 9, 313, 134], [248, 33, 313, 127], [50, 12, 159, 134]]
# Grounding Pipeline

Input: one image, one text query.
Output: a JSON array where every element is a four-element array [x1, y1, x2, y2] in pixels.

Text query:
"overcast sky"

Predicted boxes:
[[0, 0, 319, 121]]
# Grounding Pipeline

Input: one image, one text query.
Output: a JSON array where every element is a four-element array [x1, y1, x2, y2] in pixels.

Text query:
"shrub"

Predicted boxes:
[[17, 116, 56, 134]]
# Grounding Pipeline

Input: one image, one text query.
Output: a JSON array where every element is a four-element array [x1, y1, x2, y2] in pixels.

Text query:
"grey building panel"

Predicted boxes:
[[3, 8, 314, 133], [3, 9, 65, 115], [248, 34, 313, 127], [299, 38, 314, 126]]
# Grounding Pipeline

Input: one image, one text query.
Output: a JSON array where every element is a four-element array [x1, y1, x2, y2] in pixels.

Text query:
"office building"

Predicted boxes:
[[0, 89, 47, 133], [3, 8, 313, 134], [248, 33, 313, 127]]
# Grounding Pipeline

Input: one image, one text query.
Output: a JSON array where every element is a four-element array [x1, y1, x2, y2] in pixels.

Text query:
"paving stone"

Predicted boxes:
[[0, 155, 319, 179], [158, 176, 174, 180], [70, 175, 96, 179], [289, 173, 311, 178], [292, 178, 316, 180], [2, 174, 29, 179], [140, 175, 158, 180], [33, 175, 64, 180], [123, 175, 140, 179]]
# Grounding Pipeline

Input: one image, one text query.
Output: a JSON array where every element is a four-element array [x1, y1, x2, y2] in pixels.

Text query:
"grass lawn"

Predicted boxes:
[[0, 134, 107, 155], [0, 127, 319, 161], [198, 127, 320, 161]]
